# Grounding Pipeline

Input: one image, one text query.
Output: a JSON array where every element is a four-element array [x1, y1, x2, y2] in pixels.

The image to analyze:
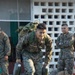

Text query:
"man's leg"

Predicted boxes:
[[1, 61, 9, 75], [35, 58, 43, 75], [23, 56, 35, 75], [65, 58, 74, 75], [57, 59, 65, 73]]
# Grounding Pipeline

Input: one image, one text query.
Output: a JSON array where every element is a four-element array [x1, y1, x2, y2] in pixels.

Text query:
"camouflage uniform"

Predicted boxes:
[[0, 31, 11, 75], [56, 32, 74, 75], [16, 31, 52, 75]]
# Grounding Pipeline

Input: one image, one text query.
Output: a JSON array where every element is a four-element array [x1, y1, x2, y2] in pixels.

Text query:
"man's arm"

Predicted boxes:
[[56, 34, 66, 49], [3, 33, 11, 60], [4, 34, 11, 56], [63, 34, 74, 48], [56, 33, 74, 48], [16, 34, 29, 61], [44, 35, 52, 66], [56, 36, 61, 48], [56, 34, 64, 49]]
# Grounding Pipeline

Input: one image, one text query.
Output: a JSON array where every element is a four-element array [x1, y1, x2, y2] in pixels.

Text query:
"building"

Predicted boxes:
[[0, 0, 75, 73]]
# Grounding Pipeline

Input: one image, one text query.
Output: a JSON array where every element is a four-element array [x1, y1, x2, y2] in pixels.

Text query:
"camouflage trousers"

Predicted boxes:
[[22, 52, 43, 75], [57, 58, 74, 75], [0, 60, 9, 75]]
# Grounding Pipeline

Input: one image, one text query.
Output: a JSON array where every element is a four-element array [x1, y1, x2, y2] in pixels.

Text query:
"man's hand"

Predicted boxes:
[[16, 59, 21, 63], [43, 63, 47, 68], [4, 55, 8, 61]]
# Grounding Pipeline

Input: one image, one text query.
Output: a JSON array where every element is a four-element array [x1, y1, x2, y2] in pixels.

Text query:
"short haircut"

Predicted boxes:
[[62, 23, 68, 26], [37, 23, 46, 29]]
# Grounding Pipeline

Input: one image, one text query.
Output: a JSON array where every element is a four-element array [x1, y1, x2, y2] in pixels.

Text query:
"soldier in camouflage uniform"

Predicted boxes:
[[0, 28, 11, 75], [16, 23, 52, 75], [56, 24, 74, 75]]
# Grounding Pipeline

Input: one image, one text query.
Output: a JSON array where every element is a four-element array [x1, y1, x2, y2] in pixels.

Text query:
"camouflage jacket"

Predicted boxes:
[[16, 31, 52, 64], [0, 31, 11, 59], [56, 32, 74, 59]]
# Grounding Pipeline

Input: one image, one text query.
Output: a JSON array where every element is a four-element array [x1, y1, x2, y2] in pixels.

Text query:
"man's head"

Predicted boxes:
[[61, 24, 68, 34], [35, 23, 46, 40]]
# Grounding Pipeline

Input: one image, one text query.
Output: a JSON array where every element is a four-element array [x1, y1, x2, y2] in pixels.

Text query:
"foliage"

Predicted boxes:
[[16, 22, 38, 38]]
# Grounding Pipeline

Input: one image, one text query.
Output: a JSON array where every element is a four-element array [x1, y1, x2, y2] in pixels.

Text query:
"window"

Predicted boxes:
[[54, 15, 59, 19], [48, 9, 53, 13], [34, 2, 39, 6], [68, 2, 73, 6], [34, 15, 39, 18], [62, 9, 66, 13], [55, 2, 60, 6], [49, 64, 54, 68], [56, 21, 61, 25], [61, 15, 66, 19], [42, 8, 47, 12], [54, 27, 58, 31], [41, 15, 45, 19], [48, 2, 53, 6], [69, 21, 74, 25], [55, 9, 60, 13], [41, 2, 45, 6], [55, 52, 59, 55], [67, 15, 72, 19], [48, 27, 52, 31], [69, 9, 73, 13], [62, 3, 67, 6], [54, 33, 58, 37], [48, 15, 52, 19], [54, 58, 58, 62], [43, 21, 47, 24], [49, 21, 53, 25]]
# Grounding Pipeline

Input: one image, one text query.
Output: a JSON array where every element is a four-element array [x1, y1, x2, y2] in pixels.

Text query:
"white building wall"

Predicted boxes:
[[31, 0, 75, 69]]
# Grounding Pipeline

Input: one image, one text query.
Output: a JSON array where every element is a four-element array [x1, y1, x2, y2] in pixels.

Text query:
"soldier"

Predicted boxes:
[[56, 24, 74, 75], [16, 23, 52, 75], [0, 28, 11, 75]]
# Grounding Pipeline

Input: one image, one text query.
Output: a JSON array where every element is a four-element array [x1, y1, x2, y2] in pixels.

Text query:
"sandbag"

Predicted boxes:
[[57, 71, 71, 75]]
